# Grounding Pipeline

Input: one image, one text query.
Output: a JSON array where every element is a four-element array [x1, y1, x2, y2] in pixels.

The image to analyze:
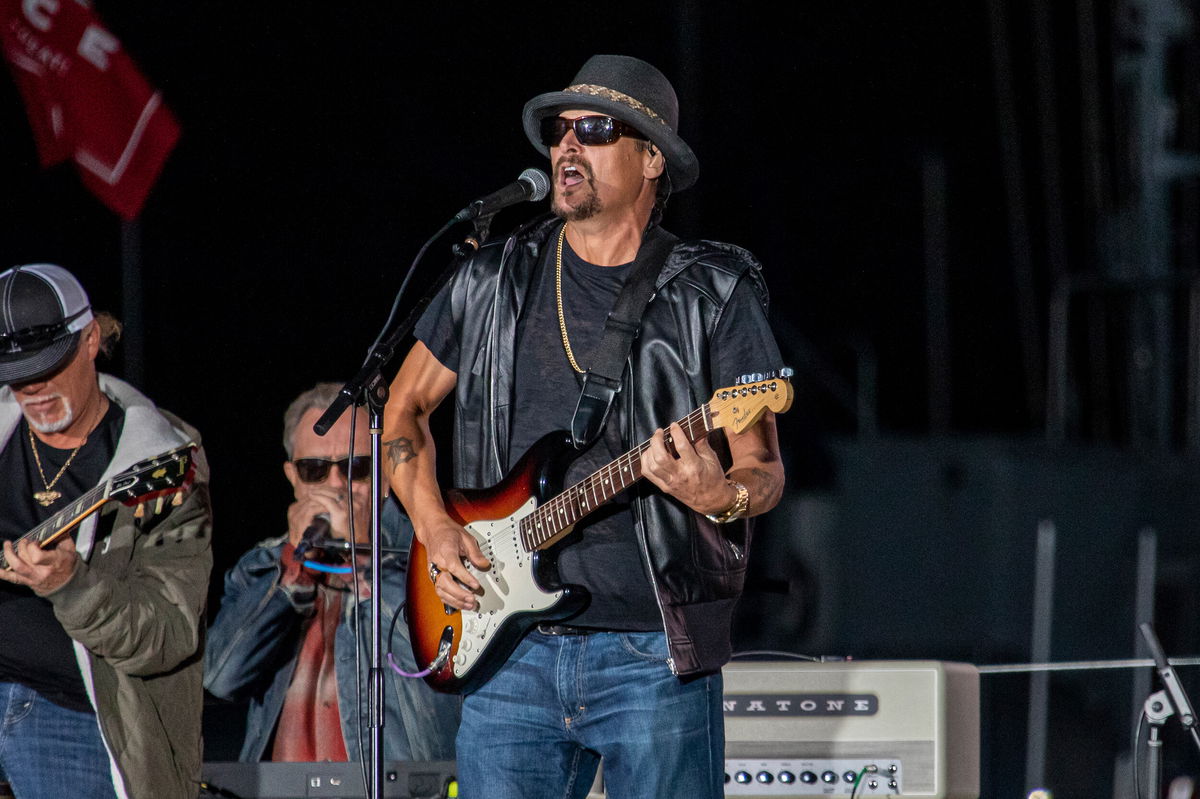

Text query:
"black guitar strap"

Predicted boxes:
[[570, 224, 679, 449]]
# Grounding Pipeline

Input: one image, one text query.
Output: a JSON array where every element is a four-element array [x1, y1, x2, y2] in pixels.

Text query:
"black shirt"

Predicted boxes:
[[0, 400, 125, 711], [417, 227, 783, 630]]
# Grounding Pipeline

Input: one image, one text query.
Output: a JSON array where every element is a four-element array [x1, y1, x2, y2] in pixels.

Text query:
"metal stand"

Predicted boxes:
[[366, 385, 388, 799], [1138, 623, 1200, 799], [314, 216, 492, 799], [1143, 690, 1173, 799]]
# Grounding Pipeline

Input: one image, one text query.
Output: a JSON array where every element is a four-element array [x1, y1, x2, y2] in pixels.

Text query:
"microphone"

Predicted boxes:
[[452, 168, 550, 223], [293, 513, 331, 560]]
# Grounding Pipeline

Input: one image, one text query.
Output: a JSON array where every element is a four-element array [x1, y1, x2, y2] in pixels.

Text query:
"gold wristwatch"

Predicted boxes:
[[705, 480, 749, 524]]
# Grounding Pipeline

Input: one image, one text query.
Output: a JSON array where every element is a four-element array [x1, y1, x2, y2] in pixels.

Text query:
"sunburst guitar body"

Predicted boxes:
[[406, 375, 793, 694]]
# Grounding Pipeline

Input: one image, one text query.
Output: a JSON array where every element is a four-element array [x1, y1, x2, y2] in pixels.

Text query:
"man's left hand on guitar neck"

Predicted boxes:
[[0, 536, 80, 595], [641, 415, 784, 521], [642, 422, 738, 515]]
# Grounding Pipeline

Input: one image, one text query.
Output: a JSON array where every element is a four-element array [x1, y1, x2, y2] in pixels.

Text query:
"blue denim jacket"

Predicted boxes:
[[204, 500, 460, 761]]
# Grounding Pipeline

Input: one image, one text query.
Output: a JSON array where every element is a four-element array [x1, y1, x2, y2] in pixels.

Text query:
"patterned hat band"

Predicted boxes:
[[562, 84, 670, 128]]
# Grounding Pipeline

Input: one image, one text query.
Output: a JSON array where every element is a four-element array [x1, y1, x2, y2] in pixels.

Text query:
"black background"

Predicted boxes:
[[0, 2, 1021, 559]]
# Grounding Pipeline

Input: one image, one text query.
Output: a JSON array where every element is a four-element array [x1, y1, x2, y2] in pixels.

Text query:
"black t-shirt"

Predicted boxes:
[[0, 400, 125, 711], [417, 226, 783, 630]]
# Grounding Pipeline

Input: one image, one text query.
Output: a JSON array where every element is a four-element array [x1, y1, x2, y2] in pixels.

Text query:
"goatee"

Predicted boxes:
[[24, 396, 75, 434]]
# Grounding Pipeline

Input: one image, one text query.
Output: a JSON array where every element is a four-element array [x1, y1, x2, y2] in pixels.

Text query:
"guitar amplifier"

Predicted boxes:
[[721, 660, 979, 799], [199, 761, 456, 799]]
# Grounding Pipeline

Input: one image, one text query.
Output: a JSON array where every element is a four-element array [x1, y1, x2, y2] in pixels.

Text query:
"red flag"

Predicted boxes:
[[1, 0, 180, 219]]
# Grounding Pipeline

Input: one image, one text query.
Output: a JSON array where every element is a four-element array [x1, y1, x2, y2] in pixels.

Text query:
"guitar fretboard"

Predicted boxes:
[[0, 482, 111, 570], [518, 404, 713, 551]]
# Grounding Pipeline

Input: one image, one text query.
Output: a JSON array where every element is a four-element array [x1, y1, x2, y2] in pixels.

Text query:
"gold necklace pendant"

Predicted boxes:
[[33, 489, 61, 507], [27, 423, 84, 507]]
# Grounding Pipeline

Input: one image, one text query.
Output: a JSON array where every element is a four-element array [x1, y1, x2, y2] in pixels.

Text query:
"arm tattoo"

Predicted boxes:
[[384, 437, 417, 471], [749, 467, 780, 498]]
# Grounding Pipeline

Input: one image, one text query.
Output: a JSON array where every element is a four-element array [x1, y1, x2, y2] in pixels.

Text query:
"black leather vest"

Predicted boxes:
[[444, 215, 771, 675]]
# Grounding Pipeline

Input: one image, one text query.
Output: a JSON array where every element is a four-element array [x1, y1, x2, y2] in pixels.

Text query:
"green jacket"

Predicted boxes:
[[0, 375, 213, 799]]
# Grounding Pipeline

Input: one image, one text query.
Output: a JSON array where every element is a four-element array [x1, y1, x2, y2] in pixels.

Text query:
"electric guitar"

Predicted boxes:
[[0, 443, 197, 570], [407, 374, 793, 694]]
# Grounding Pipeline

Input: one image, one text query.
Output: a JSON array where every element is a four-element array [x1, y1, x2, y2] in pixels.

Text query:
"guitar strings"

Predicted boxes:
[[453, 404, 715, 587], [520, 405, 710, 549], [458, 405, 713, 574]]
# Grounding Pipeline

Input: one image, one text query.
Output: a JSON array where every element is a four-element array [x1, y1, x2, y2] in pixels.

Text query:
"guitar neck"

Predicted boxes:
[[0, 482, 111, 570], [520, 403, 712, 551]]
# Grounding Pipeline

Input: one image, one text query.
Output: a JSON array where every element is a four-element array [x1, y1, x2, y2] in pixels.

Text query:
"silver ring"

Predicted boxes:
[[429, 563, 441, 583]]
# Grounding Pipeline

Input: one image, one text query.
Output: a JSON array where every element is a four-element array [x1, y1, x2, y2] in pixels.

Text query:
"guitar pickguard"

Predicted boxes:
[[451, 498, 564, 678]]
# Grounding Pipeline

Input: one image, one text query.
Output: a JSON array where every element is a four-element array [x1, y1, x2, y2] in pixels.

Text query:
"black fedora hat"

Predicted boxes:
[[522, 55, 699, 192]]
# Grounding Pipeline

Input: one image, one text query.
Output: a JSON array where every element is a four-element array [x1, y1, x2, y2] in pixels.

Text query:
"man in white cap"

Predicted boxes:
[[0, 264, 212, 799], [383, 55, 786, 798]]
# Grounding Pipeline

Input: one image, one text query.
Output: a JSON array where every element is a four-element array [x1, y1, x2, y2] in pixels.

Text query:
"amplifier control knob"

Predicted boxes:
[[723, 773, 730, 784], [734, 771, 752, 784], [778, 771, 795, 784], [821, 770, 838, 784], [799, 770, 818, 784], [844, 770, 859, 784], [755, 771, 773, 784]]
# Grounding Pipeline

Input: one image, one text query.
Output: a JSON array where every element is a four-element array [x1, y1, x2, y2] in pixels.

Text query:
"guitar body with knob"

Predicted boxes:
[[406, 376, 794, 694]]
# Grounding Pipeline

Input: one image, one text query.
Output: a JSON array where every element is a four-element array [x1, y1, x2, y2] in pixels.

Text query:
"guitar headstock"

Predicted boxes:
[[109, 443, 197, 507], [708, 371, 794, 434]]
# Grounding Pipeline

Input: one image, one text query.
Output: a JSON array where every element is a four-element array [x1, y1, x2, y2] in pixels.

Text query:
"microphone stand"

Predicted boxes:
[[314, 213, 496, 799], [1138, 623, 1200, 799]]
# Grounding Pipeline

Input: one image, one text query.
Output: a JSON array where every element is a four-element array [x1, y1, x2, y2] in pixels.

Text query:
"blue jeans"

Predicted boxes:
[[0, 682, 116, 799], [456, 630, 724, 799]]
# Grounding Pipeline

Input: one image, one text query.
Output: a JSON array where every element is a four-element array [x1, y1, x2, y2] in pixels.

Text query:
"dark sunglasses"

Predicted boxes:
[[539, 115, 648, 148], [293, 456, 371, 483], [0, 308, 90, 354]]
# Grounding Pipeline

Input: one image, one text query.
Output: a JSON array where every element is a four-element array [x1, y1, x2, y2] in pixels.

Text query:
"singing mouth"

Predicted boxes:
[[558, 159, 589, 190]]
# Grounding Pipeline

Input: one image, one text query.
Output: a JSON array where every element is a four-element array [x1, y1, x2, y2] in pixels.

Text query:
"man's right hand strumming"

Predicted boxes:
[[418, 515, 490, 611]]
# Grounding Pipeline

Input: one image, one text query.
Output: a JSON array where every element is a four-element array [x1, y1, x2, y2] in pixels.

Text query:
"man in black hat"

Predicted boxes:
[[0, 264, 212, 799], [383, 55, 785, 798]]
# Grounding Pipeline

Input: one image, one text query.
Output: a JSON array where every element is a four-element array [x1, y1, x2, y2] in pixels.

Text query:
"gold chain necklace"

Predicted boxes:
[[555, 224, 586, 374], [28, 423, 84, 507]]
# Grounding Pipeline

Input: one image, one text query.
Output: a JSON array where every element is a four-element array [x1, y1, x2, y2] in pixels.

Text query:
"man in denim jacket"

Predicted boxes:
[[205, 383, 458, 762]]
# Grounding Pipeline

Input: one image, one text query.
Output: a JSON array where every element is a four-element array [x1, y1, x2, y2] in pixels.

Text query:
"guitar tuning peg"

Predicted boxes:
[[134, 503, 145, 519], [154, 496, 165, 515], [779, 367, 795, 379], [172, 491, 184, 507]]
